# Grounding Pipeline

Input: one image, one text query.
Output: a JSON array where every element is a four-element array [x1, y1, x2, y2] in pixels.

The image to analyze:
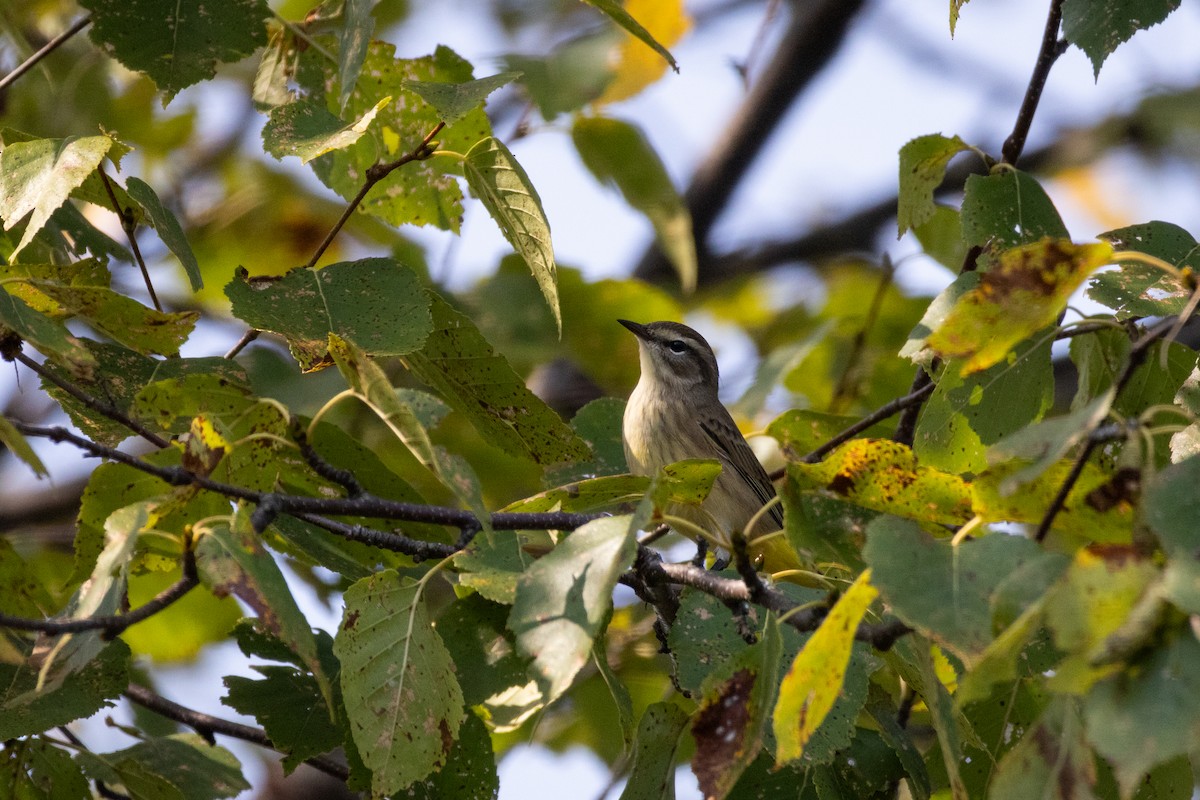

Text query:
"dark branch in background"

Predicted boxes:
[[635, 0, 869, 285], [0, 546, 197, 635], [0, 15, 92, 92], [11, 350, 169, 448], [97, 168, 161, 312], [124, 683, 350, 781], [224, 121, 447, 360], [1034, 316, 1181, 541]]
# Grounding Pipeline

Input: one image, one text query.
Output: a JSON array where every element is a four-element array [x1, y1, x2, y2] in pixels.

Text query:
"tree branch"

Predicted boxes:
[[123, 683, 350, 781], [0, 15, 92, 92], [0, 547, 197, 635], [1001, 0, 1067, 166]]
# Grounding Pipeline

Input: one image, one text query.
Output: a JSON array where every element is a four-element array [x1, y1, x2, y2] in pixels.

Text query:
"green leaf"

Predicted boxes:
[[121, 565, 241, 663], [453, 531, 531, 605], [124, 177, 203, 291], [79, 0, 270, 99], [406, 73, 520, 124], [437, 593, 540, 732], [336, 0, 377, 111], [253, 29, 292, 109], [774, 571, 878, 764], [508, 515, 637, 704], [0, 134, 112, 257], [572, 116, 696, 293], [404, 711, 499, 800], [1, 736, 91, 800], [196, 510, 332, 708], [863, 516, 1046, 665], [926, 240, 1112, 375], [302, 43, 492, 231], [41, 340, 247, 446], [985, 389, 1115, 490], [544, 397, 630, 485], [1089, 221, 1199, 319], [223, 666, 342, 772], [262, 97, 391, 164], [0, 641, 130, 740], [896, 134, 970, 236], [787, 439, 974, 527], [463, 136, 560, 333], [692, 617, 782, 800], [74, 733, 249, 800], [892, 636, 970, 799], [0, 415, 47, 476], [1084, 633, 1200, 795], [914, 335, 1054, 475], [1062, 0, 1181, 77], [504, 474, 648, 515], [328, 332, 489, 518], [913, 204, 968, 271], [582, 0, 678, 71], [618, 702, 690, 800], [0, 290, 95, 375], [226, 259, 431, 371], [26, 282, 198, 356], [1170, 366, 1200, 462], [766, 408, 891, 462], [334, 571, 465, 795], [404, 291, 589, 465], [960, 169, 1068, 252]]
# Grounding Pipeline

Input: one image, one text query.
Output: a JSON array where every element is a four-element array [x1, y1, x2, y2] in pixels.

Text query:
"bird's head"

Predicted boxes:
[[618, 319, 720, 397]]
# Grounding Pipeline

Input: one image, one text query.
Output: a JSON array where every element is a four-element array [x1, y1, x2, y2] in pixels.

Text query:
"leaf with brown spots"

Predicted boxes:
[[773, 570, 878, 764], [897, 133, 971, 236], [927, 239, 1114, 375], [404, 291, 590, 465], [1089, 220, 1200, 320], [196, 509, 333, 711], [334, 571, 465, 796], [788, 438, 973, 527], [690, 617, 782, 800]]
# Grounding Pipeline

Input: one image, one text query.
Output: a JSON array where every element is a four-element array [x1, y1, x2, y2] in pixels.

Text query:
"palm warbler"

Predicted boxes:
[[619, 319, 796, 571]]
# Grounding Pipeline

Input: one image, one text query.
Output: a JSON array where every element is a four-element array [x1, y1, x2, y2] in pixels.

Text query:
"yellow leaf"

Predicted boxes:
[[596, 0, 690, 105], [927, 239, 1113, 375], [789, 438, 974, 526], [773, 570, 878, 763]]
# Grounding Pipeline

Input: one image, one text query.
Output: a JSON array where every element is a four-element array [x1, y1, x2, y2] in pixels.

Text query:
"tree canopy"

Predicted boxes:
[[2, 0, 1200, 798]]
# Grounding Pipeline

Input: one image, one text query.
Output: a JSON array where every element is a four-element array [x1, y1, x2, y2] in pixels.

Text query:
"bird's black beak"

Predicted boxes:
[[618, 319, 651, 341]]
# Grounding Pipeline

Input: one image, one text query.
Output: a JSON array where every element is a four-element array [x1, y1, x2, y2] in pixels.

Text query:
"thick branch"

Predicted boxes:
[[123, 683, 350, 781]]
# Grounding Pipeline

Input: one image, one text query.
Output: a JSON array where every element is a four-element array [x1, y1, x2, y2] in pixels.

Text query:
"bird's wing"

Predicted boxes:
[[698, 410, 785, 529]]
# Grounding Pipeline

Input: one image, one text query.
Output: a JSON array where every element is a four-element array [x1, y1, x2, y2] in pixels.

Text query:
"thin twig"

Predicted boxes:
[[12, 351, 170, 448], [0, 548, 197, 635], [304, 121, 445, 270], [223, 329, 259, 360], [0, 16, 92, 92], [293, 421, 363, 496], [98, 168, 161, 312], [123, 684, 350, 781], [1034, 316, 1178, 541], [828, 257, 894, 413], [1001, 0, 1068, 166]]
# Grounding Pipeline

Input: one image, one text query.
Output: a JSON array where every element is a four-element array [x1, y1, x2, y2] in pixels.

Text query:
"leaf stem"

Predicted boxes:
[[98, 168, 162, 312]]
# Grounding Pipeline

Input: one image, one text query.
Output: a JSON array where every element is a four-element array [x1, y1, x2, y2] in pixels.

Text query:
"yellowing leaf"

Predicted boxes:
[[773, 570, 877, 763], [927, 239, 1114, 375], [789, 438, 973, 526], [595, 0, 689, 105]]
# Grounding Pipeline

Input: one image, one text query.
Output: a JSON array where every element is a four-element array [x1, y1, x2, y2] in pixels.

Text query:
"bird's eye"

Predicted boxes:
[[668, 340, 687, 354]]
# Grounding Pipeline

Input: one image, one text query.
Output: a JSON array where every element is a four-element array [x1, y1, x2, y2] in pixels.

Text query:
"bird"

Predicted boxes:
[[618, 319, 798, 572]]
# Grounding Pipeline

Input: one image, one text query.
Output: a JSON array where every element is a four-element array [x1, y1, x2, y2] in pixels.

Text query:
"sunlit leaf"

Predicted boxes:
[[774, 570, 877, 764], [263, 97, 391, 164], [335, 572, 464, 795], [926, 239, 1113, 374], [897, 134, 971, 236], [584, 0, 680, 77], [0, 134, 112, 257], [27, 282, 197, 356], [463, 136, 560, 333], [1089, 221, 1199, 319], [0, 416, 47, 477], [406, 73, 520, 124], [508, 515, 637, 704], [787, 439, 973, 526], [79, 0, 269, 99]]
